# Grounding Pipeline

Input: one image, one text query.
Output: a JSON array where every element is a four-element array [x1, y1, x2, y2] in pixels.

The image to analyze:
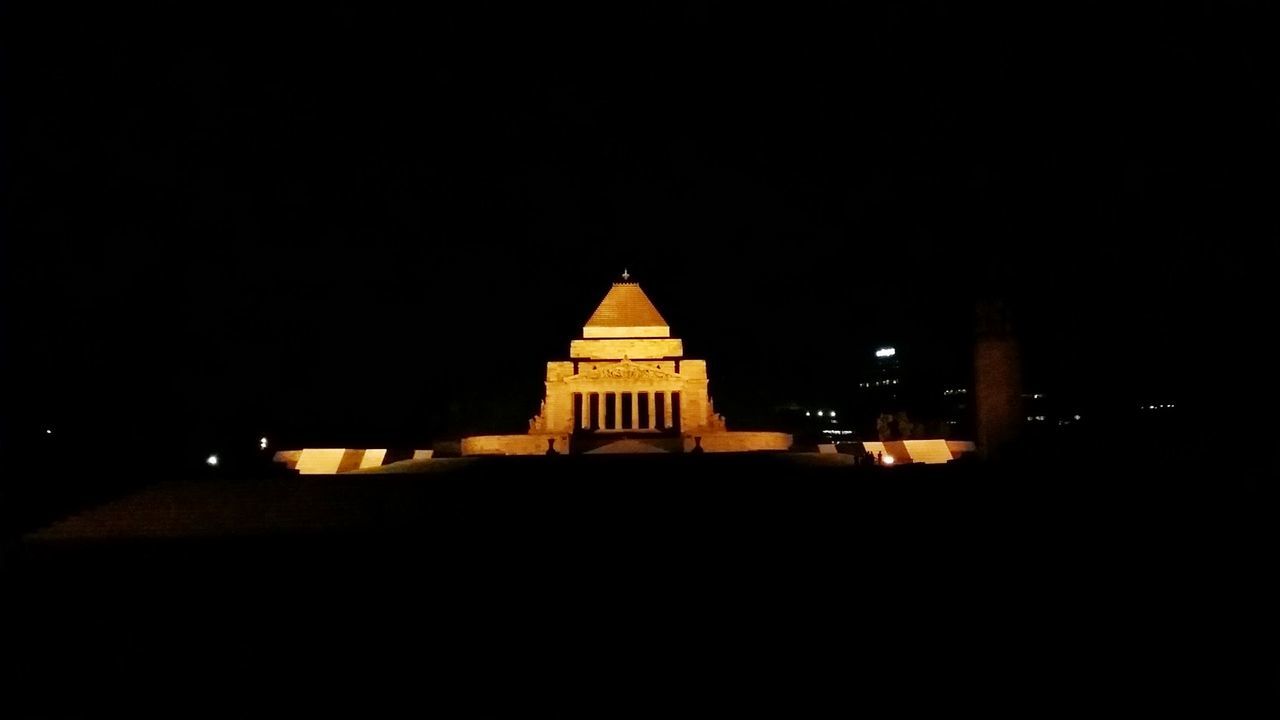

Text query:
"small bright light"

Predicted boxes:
[[882, 454, 895, 465], [875, 347, 896, 358], [829, 411, 836, 417], [206, 454, 218, 467], [817, 410, 824, 416], [45, 429, 53, 435], [259, 436, 268, 450], [1074, 414, 1081, 420], [805, 411, 811, 416]]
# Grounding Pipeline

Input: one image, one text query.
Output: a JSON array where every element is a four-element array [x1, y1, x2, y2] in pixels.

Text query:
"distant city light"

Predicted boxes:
[[829, 411, 836, 417], [882, 454, 896, 465], [875, 347, 896, 358], [817, 410, 824, 416], [45, 429, 53, 435], [1074, 414, 1081, 420], [206, 454, 219, 467], [259, 436, 268, 450], [805, 411, 811, 416]]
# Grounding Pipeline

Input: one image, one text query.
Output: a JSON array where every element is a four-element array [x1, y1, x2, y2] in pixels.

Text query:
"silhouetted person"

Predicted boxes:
[[545, 438, 559, 455], [691, 436, 705, 454], [876, 451, 883, 466]]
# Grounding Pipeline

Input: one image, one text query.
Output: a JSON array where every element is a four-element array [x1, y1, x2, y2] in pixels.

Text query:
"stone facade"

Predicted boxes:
[[461, 433, 570, 456], [860, 440, 977, 465], [528, 281, 724, 439], [274, 448, 393, 474], [461, 279, 791, 455]]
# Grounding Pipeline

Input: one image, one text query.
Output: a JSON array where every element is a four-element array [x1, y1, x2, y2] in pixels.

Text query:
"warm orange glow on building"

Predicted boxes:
[[275, 448, 393, 474], [460, 277, 791, 455], [861, 439, 976, 465]]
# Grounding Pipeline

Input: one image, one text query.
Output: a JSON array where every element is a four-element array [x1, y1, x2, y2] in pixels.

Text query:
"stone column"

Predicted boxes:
[[975, 300, 1022, 460], [630, 392, 639, 430], [647, 392, 656, 430]]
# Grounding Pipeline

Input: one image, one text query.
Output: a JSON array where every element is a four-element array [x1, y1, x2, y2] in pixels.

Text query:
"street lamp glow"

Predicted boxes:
[[882, 454, 896, 465], [875, 347, 896, 358], [829, 411, 836, 417], [206, 454, 219, 467], [817, 410, 824, 416]]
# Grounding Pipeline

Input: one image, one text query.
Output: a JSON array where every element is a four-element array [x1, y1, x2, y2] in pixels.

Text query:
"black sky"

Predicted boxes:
[[3, 2, 1272, 452]]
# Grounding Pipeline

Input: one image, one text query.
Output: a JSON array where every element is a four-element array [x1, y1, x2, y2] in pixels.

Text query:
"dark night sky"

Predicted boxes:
[[3, 2, 1272, 452]]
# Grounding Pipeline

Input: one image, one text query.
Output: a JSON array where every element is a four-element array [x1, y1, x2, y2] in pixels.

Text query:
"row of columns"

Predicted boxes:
[[573, 391, 679, 431]]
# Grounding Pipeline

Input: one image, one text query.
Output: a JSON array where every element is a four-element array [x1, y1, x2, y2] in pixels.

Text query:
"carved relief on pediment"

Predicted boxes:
[[566, 358, 680, 383]]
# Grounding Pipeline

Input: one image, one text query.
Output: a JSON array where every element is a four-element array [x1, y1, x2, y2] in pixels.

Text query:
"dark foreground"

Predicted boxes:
[[5, 454, 1274, 714]]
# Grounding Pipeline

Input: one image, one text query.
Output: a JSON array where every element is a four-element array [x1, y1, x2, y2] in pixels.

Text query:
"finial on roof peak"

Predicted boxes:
[[621, 268, 630, 281]]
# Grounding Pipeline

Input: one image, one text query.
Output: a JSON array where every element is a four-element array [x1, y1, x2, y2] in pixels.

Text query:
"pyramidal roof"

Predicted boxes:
[[583, 282, 671, 338]]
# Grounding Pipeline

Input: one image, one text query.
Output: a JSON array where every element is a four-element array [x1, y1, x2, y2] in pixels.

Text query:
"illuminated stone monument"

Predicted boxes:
[[461, 274, 792, 455]]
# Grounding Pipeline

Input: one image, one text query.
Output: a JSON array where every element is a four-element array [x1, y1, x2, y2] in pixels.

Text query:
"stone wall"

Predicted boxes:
[[682, 432, 793, 453], [583, 325, 669, 338], [569, 338, 684, 359], [274, 448, 392, 474], [461, 433, 570, 456], [861, 439, 977, 464], [546, 361, 575, 382]]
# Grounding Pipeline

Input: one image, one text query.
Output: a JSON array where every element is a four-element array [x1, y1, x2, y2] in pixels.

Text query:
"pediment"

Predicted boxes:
[[565, 358, 682, 383]]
